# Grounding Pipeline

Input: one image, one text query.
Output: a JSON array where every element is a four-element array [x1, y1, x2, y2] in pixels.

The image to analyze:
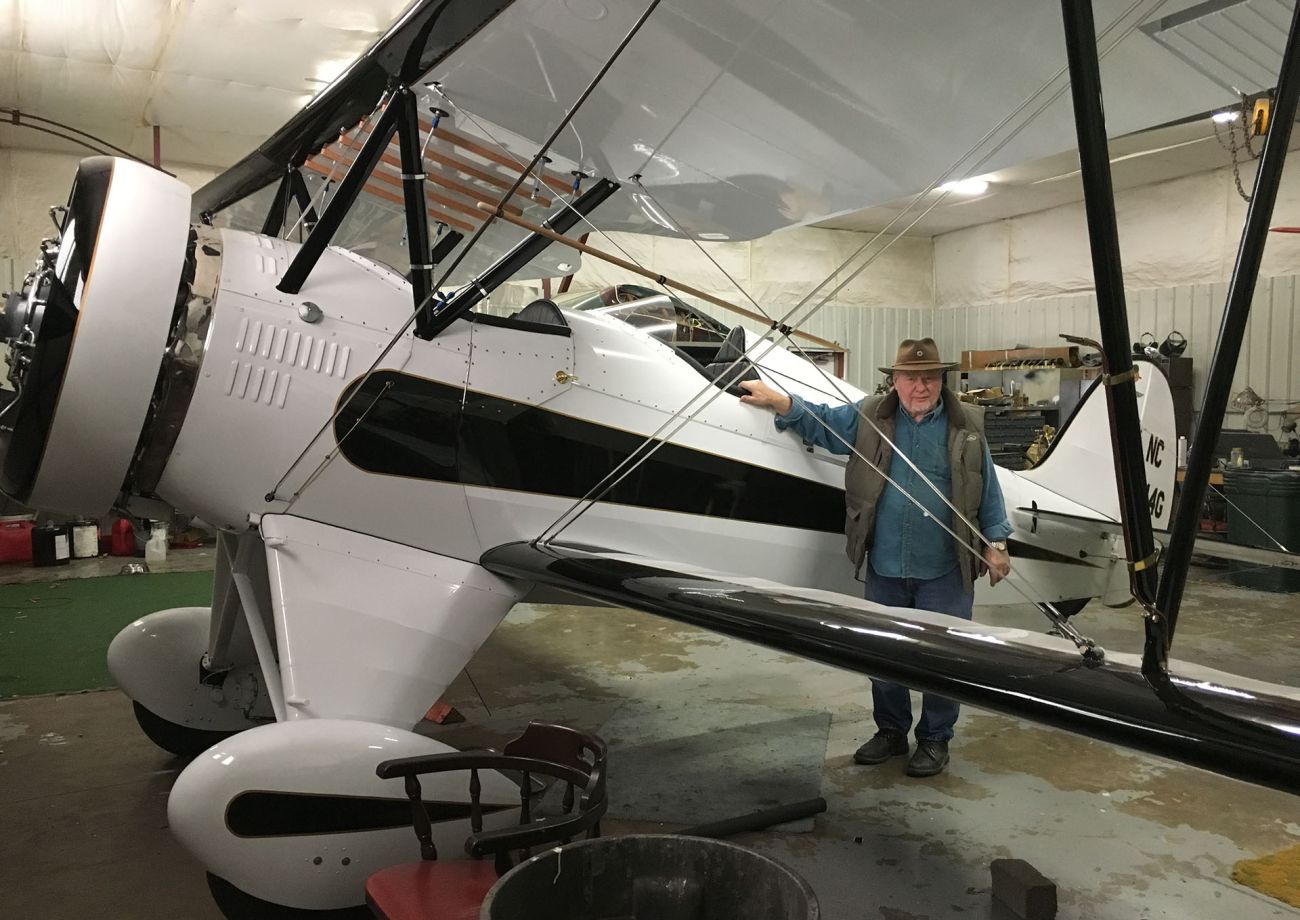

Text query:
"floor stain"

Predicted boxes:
[[879, 908, 926, 920], [960, 720, 1161, 795], [826, 755, 992, 802], [494, 605, 725, 679], [960, 719, 1300, 853], [0, 710, 28, 743]]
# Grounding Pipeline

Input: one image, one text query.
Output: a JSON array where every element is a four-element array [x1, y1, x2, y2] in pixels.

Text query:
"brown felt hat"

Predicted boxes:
[[878, 337, 958, 375]]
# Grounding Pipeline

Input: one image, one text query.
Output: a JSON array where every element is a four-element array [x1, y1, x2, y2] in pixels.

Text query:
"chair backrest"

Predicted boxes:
[[376, 722, 608, 875]]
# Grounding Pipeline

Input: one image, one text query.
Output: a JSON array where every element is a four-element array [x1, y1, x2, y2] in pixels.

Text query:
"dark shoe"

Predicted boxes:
[[853, 731, 908, 765], [905, 740, 950, 777]]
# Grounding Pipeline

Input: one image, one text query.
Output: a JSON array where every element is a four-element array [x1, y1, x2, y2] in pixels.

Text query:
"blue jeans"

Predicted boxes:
[[864, 565, 973, 742]]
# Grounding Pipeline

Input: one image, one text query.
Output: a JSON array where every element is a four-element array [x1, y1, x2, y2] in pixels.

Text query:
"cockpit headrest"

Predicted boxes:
[[511, 298, 567, 328], [712, 324, 746, 364]]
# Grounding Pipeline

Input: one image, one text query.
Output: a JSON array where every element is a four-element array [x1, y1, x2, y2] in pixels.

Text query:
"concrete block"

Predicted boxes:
[[990, 858, 1057, 920]]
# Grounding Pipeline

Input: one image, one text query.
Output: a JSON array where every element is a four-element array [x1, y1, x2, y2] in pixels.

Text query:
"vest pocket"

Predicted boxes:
[[845, 505, 869, 572]]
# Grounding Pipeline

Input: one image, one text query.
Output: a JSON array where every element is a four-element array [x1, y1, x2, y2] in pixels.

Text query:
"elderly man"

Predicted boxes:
[[739, 338, 1012, 777]]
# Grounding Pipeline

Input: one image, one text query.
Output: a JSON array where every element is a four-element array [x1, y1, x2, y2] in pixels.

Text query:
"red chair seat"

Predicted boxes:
[[366, 859, 501, 920]]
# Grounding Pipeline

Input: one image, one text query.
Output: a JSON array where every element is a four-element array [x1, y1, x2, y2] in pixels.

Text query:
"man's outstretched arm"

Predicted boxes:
[[738, 380, 859, 456]]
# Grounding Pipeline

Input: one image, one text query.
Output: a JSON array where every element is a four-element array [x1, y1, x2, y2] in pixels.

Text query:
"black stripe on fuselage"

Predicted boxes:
[[334, 370, 845, 534], [1006, 537, 1098, 567], [226, 790, 512, 837]]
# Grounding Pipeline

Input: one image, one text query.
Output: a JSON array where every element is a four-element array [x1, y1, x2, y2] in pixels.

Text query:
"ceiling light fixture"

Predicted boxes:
[[937, 177, 990, 196], [1211, 110, 1239, 124]]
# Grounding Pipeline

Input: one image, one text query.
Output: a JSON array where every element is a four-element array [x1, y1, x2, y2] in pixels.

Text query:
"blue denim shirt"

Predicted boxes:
[[775, 394, 1013, 579]]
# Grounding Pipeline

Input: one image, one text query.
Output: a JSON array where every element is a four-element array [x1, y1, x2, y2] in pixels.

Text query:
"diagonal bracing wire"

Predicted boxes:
[[509, 1, 1174, 649], [284, 89, 393, 240], [533, 0, 1169, 553], [569, 169, 1109, 648], [264, 0, 664, 505], [1207, 482, 1292, 553]]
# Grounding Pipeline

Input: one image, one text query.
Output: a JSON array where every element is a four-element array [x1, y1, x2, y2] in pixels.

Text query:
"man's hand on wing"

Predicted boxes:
[[738, 380, 793, 416], [982, 542, 1011, 586]]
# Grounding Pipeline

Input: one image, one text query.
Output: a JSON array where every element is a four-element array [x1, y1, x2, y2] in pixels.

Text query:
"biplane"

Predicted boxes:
[[2, 0, 1299, 914]]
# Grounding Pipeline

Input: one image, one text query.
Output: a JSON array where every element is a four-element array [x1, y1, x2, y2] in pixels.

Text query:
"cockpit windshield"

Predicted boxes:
[[554, 284, 758, 394], [553, 284, 731, 360]]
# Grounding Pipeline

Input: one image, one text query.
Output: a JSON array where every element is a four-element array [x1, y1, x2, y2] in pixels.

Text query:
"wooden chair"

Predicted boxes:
[[365, 722, 608, 920]]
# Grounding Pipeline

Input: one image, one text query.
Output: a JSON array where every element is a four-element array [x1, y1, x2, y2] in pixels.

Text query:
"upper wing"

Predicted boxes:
[[193, 0, 1242, 281], [481, 540, 1300, 795]]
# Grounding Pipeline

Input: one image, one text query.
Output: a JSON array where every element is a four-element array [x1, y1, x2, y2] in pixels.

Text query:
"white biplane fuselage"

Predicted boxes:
[[1, 156, 1178, 913]]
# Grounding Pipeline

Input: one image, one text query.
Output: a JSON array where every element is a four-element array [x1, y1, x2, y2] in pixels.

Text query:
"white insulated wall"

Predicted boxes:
[[934, 161, 1300, 305], [0, 148, 217, 266]]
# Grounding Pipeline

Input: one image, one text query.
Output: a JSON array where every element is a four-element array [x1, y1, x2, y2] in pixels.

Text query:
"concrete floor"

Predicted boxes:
[[2, 554, 1299, 919]]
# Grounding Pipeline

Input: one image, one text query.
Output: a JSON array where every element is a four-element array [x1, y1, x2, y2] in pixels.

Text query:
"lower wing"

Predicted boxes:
[[482, 541, 1300, 795]]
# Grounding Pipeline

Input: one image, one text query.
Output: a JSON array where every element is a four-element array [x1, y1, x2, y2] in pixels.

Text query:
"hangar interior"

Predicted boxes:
[[2, 1, 1300, 919]]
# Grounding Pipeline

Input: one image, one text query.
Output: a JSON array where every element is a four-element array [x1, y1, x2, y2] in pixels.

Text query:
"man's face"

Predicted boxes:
[[893, 370, 943, 416]]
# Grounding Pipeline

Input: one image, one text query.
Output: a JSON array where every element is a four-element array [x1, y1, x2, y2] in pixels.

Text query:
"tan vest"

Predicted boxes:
[[844, 389, 987, 592]]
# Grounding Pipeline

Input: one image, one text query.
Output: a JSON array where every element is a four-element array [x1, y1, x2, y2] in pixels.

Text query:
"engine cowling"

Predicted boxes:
[[0, 157, 191, 515]]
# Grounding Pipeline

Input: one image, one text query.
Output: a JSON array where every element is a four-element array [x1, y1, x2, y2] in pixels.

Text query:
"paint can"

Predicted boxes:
[[31, 523, 71, 567], [71, 520, 99, 559]]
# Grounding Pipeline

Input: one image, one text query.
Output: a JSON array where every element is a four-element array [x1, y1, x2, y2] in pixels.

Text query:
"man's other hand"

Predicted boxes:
[[982, 543, 1011, 586], [738, 380, 793, 416]]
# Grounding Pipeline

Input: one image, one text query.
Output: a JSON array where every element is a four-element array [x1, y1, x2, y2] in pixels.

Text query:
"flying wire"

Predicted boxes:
[[266, 0, 1164, 634], [1206, 482, 1293, 553], [569, 178, 1106, 649], [284, 89, 392, 241], [263, 0, 664, 505], [533, 0, 1166, 554], [520, 0, 1171, 648]]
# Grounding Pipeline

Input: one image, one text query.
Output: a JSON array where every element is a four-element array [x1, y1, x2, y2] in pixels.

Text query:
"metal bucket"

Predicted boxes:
[[481, 835, 818, 920]]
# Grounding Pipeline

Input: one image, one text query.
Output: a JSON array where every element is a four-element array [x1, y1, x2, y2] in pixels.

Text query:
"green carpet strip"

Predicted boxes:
[[0, 572, 214, 697]]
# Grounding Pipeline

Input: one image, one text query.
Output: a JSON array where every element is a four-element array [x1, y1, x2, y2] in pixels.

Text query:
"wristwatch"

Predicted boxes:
[[990, 541, 1008, 552]]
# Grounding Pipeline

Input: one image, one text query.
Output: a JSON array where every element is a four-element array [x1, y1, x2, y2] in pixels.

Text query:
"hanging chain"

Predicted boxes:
[[1213, 94, 1263, 204]]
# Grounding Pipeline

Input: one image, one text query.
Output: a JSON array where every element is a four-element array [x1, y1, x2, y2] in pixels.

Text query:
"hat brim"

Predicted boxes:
[[878, 361, 959, 375]]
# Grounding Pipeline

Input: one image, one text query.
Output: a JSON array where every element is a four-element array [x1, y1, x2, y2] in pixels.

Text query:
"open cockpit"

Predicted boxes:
[[552, 283, 760, 394]]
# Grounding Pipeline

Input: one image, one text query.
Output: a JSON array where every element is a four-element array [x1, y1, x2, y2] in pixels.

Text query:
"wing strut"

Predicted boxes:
[[1156, 1, 1300, 647], [416, 178, 619, 340], [277, 94, 403, 296], [1060, 0, 1160, 645], [259, 171, 293, 237], [395, 86, 437, 334], [259, 168, 319, 238]]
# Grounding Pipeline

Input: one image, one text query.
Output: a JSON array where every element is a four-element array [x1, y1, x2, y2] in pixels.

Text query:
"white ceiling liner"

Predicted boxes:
[[0, 0, 412, 166], [0, 0, 1287, 249]]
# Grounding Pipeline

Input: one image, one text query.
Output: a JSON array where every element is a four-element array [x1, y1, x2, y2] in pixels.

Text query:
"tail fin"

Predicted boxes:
[[1017, 358, 1177, 530]]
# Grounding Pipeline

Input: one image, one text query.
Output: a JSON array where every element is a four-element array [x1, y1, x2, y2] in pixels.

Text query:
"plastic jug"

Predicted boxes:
[[0, 518, 34, 563], [145, 522, 168, 564], [110, 518, 136, 556]]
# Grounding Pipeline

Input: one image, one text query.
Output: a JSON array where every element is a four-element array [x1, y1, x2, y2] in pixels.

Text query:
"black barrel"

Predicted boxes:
[[481, 835, 818, 920], [31, 522, 71, 567]]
